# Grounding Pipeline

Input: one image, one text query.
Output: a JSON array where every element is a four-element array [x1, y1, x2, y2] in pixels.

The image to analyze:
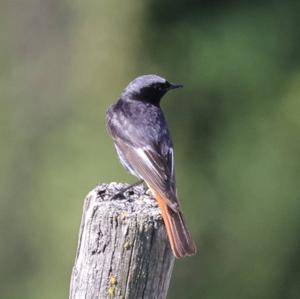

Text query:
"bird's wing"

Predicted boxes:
[[113, 135, 179, 212]]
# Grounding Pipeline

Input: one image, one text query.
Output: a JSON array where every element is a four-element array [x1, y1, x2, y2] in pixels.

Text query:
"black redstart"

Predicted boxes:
[[106, 74, 196, 258]]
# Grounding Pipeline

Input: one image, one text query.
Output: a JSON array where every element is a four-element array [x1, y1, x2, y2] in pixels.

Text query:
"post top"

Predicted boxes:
[[85, 182, 162, 221]]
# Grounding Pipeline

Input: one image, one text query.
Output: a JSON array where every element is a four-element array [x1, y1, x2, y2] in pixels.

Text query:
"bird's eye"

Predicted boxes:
[[164, 81, 171, 88], [153, 82, 170, 91]]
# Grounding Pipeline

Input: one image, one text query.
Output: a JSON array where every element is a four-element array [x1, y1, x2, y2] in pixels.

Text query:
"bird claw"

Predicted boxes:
[[110, 193, 126, 200]]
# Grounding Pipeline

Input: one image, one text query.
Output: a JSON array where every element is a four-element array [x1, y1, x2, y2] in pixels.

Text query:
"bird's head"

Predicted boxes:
[[121, 74, 183, 105]]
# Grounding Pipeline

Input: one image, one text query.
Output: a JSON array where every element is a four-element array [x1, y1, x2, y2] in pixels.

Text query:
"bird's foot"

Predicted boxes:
[[110, 180, 144, 200]]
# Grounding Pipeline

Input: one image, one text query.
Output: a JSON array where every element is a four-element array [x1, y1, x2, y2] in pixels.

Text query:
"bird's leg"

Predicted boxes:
[[110, 179, 144, 200]]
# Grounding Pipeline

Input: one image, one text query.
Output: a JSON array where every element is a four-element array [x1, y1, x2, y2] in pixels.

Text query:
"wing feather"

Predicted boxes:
[[113, 137, 179, 211]]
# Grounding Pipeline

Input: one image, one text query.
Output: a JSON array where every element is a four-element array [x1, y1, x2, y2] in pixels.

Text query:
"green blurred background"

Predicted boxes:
[[1, 0, 300, 298]]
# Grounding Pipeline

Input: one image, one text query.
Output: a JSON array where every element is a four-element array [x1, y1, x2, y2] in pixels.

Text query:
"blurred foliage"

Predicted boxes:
[[0, 0, 299, 298]]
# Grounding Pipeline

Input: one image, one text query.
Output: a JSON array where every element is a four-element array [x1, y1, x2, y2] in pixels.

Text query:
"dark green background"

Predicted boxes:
[[1, 1, 299, 298]]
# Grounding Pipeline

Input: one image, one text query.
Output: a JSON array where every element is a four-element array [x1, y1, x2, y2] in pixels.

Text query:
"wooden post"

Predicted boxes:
[[69, 182, 175, 299]]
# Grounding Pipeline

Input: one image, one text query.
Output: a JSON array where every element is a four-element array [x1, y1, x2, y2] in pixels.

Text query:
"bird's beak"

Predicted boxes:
[[168, 83, 184, 90]]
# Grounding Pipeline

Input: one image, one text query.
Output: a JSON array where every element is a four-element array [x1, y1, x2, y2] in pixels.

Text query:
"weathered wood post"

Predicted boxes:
[[69, 182, 175, 299]]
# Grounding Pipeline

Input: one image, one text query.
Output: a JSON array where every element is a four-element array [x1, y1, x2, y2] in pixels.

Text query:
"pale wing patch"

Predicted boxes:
[[135, 147, 161, 177], [169, 147, 175, 180]]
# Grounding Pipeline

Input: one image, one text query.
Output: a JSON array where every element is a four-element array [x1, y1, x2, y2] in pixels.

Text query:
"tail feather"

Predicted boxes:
[[152, 190, 197, 258]]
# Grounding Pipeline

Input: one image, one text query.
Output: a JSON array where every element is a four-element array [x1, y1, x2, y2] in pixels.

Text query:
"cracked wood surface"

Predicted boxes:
[[69, 182, 175, 299]]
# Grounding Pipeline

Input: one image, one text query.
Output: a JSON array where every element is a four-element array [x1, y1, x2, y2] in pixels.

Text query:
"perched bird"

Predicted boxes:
[[106, 74, 197, 258]]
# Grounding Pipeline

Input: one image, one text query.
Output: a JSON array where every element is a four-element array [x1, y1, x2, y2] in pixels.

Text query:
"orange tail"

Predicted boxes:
[[152, 190, 197, 258]]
